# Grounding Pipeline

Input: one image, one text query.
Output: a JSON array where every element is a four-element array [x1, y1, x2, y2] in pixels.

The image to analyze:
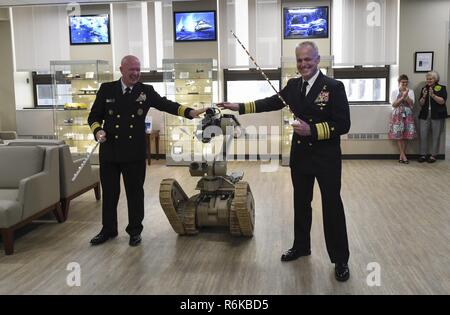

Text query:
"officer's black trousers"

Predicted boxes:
[[100, 160, 146, 236], [290, 167, 350, 263]]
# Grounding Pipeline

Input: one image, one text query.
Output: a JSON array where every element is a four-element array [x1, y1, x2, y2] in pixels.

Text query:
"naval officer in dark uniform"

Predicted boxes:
[[217, 42, 351, 281], [88, 55, 206, 247]]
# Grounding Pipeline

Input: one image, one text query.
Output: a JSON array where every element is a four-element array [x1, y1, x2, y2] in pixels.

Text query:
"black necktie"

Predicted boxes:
[[125, 87, 131, 95], [300, 80, 308, 100]]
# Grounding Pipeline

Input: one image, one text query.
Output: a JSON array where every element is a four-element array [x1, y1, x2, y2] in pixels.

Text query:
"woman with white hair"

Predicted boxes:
[[417, 71, 447, 163]]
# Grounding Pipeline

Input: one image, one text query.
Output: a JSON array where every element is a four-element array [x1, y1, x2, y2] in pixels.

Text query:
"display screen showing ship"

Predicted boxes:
[[283, 7, 328, 39], [174, 11, 217, 42], [69, 15, 110, 45]]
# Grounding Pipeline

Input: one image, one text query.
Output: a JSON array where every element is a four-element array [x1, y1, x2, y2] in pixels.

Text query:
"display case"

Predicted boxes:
[[280, 56, 333, 165], [163, 58, 216, 165], [51, 60, 111, 164]]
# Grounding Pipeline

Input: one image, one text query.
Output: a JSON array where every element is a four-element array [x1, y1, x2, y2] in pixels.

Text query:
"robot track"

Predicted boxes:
[[159, 179, 198, 235], [232, 181, 255, 237]]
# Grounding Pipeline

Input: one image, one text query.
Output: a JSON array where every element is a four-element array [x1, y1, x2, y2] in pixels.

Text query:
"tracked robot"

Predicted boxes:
[[159, 108, 255, 237]]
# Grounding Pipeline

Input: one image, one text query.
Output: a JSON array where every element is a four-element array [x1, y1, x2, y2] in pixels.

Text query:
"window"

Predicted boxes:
[[227, 80, 280, 103], [32, 72, 52, 107], [141, 71, 165, 96], [223, 68, 280, 102], [140, 71, 218, 100], [339, 78, 386, 102], [32, 72, 82, 107], [35, 84, 53, 106], [145, 82, 165, 96], [333, 66, 390, 104], [32, 71, 167, 107]]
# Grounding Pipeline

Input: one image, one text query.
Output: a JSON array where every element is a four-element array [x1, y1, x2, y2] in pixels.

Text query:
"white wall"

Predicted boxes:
[[112, 2, 147, 71], [0, 8, 9, 20], [70, 4, 113, 64], [13, 72, 33, 109], [397, 0, 450, 155], [16, 109, 53, 136], [11, 6, 70, 71], [399, 0, 449, 98], [342, 105, 414, 155], [173, 0, 218, 59]]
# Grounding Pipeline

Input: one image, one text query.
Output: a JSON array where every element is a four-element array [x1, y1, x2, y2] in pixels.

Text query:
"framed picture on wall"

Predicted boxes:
[[173, 11, 217, 42], [283, 6, 329, 39], [414, 51, 433, 73], [69, 15, 111, 45]]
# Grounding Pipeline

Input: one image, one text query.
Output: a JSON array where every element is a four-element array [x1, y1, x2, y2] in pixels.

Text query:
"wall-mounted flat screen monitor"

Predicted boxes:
[[283, 7, 329, 39], [173, 11, 217, 42], [69, 14, 111, 45]]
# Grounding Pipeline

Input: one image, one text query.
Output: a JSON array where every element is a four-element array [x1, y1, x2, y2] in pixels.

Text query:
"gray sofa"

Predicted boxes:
[[0, 131, 17, 144], [0, 146, 63, 255], [7, 140, 100, 219]]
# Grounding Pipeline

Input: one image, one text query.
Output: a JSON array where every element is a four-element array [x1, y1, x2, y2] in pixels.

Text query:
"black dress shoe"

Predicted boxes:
[[280, 248, 311, 262], [418, 156, 427, 163], [90, 232, 118, 245], [335, 263, 350, 282], [129, 234, 142, 247]]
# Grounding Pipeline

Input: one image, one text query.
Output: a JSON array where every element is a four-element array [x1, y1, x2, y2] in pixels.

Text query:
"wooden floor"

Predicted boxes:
[[1, 124, 449, 295]]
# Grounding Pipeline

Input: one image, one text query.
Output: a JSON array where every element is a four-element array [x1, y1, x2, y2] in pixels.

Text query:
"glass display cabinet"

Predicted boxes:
[[163, 58, 216, 165], [51, 60, 111, 164]]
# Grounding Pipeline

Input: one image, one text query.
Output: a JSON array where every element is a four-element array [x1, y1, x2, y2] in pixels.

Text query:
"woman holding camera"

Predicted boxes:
[[417, 71, 447, 163]]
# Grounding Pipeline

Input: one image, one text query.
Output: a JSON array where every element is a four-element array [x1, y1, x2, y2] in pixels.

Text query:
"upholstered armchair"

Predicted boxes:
[[7, 140, 100, 219], [58, 144, 100, 219], [0, 146, 63, 255]]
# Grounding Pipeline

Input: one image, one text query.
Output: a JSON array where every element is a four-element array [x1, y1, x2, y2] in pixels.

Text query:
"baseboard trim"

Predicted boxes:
[[342, 154, 445, 160], [153, 154, 446, 161]]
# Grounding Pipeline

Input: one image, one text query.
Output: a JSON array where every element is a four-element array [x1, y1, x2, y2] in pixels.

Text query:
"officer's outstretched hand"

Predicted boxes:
[[291, 118, 311, 136], [189, 108, 208, 118], [96, 130, 107, 143], [216, 102, 239, 111]]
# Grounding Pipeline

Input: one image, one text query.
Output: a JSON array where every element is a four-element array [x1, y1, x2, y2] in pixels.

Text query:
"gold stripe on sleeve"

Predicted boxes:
[[324, 122, 330, 139], [178, 105, 188, 117], [244, 101, 256, 114], [246, 102, 251, 114], [316, 123, 325, 140], [90, 122, 101, 133]]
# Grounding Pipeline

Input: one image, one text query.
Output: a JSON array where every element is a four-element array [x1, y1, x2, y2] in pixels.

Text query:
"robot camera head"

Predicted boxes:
[[195, 107, 242, 143]]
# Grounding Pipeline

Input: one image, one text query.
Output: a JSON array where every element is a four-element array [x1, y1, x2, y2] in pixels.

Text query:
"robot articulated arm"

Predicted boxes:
[[195, 107, 242, 144], [191, 107, 244, 180]]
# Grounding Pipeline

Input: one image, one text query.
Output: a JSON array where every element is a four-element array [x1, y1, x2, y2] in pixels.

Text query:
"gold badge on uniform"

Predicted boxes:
[[136, 92, 147, 102], [108, 109, 114, 115], [137, 108, 144, 116], [106, 98, 115, 103], [314, 86, 329, 107]]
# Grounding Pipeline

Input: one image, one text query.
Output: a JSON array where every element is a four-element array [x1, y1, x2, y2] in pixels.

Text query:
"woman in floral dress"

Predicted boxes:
[[388, 74, 416, 163]]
